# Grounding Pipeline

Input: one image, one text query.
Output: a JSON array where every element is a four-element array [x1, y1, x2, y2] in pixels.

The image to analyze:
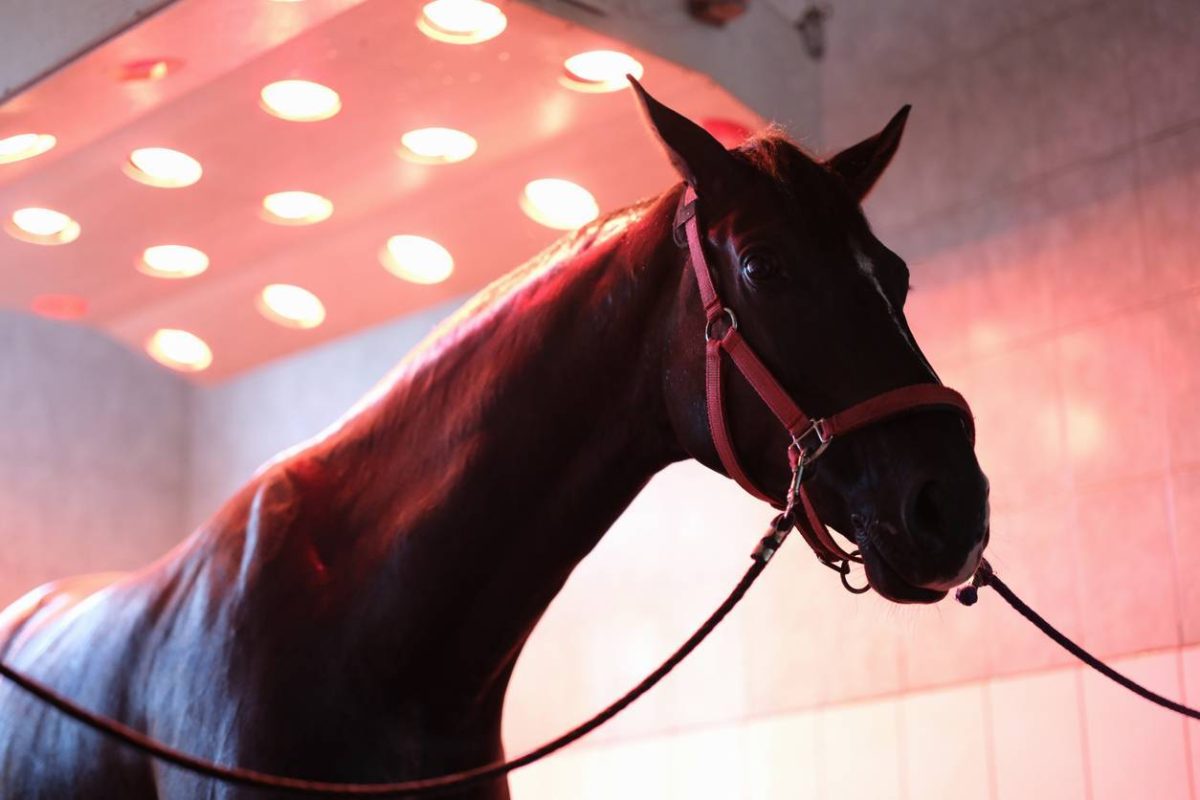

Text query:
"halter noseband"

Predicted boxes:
[[674, 185, 975, 577]]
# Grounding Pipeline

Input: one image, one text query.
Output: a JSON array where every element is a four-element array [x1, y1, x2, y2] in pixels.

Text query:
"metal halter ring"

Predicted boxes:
[[704, 308, 738, 342], [820, 553, 871, 594], [792, 419, 831, 466]]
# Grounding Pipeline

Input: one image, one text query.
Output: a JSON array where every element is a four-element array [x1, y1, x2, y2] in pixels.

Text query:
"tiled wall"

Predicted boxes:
[[506, 0, 1200, 796], [510, 648, 1200, 800], [0, 312, 189, 608]]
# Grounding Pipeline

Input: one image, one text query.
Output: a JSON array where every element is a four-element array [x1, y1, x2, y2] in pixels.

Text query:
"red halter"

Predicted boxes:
[[675, 186, 975, 570]]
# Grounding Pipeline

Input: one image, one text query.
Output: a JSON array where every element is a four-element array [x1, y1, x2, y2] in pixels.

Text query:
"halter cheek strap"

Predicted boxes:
[[675, 185, 975, 569]]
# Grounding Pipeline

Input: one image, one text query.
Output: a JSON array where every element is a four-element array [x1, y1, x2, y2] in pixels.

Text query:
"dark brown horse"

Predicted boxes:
[[0, 84, 988, 798]]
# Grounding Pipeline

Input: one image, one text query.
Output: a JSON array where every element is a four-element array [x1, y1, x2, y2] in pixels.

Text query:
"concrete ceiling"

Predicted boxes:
[[0, 0, 763, 382]]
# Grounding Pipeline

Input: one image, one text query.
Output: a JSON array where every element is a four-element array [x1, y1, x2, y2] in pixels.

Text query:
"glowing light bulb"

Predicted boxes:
[[256, 284, 326, 329], [561, 50, 644, 93], [124, 147, 203, 188], [261, 191, 334, 225], [139, 245, 209, 279], [146, 328, 213, 372], [397, 128, 478, 164], [6, 207, 81, 245], [417, 0, 507, 44], [380, 235, 454, 285], [260, 80, 342, 122], [519, 179, 599, 230], [0, 133, 56, 164]]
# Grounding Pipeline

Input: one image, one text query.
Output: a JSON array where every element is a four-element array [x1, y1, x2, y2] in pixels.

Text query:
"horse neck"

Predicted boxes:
[[310, 191, 688, 713]]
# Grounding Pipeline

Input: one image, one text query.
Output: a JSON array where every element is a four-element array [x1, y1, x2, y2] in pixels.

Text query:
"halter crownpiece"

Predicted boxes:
[[674, 185, 975, 578]]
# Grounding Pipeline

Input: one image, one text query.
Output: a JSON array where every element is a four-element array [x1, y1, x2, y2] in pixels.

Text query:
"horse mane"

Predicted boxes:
[[413, 194, 661, 351], [320, 129, 851, 445]]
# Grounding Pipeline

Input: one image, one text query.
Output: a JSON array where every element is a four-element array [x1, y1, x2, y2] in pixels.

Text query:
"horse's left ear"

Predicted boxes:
[[825, 105, 911, 201], [628, 76, 739, 195]]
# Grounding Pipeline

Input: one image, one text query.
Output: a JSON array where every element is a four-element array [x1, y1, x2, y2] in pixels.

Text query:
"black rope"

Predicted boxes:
[[956, 559, 1200, 721], [0, 523, 784, 796]]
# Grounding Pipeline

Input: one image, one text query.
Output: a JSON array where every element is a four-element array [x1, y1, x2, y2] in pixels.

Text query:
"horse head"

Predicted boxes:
[[634, 82, 989, 604]]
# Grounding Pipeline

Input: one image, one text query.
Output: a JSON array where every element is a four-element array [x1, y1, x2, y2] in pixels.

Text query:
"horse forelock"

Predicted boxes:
[[734, 130, 864, 226]]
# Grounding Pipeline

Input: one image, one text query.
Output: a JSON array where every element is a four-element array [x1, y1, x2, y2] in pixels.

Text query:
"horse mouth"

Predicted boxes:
[[858, 539, 947, 604]]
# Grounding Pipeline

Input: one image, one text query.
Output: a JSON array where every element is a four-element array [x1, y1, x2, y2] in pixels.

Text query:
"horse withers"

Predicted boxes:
[[0, 83, 988, 798]]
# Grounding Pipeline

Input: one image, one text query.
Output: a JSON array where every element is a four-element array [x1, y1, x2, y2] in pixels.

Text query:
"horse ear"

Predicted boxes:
[[825, 105, 911, 201], [628, 76, 738, 195]]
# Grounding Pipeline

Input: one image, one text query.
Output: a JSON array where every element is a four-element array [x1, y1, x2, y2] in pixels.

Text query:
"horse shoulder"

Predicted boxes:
[[233, 457, 333, 598]]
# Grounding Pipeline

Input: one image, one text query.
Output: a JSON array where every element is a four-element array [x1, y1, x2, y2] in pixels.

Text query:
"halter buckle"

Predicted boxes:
[[673, 197, 697, 247], [792, 419, 831, 466]]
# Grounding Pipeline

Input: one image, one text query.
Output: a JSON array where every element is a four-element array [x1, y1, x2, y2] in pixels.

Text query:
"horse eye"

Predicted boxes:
[[740, 253, 781, 283]]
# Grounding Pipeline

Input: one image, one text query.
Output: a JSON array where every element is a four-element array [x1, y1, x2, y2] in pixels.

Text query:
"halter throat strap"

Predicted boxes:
[[674, 185, 975, 567]]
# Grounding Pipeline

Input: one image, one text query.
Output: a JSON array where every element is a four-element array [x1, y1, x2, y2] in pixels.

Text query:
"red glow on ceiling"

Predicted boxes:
[[30, 294, 88, 321], [118, 58, 183, 82]]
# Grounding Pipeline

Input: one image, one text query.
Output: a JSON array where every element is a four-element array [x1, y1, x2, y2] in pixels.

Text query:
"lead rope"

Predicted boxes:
[[957, 559, 1200, 720], [0, 475, 802, 797]]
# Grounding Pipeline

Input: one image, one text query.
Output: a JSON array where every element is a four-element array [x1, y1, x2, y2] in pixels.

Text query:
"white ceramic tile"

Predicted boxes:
[[820, 697, 903, 800], [903, 682, 991, 800], [989, 667, 1089, 800], [1082, 650, 1190, 800]]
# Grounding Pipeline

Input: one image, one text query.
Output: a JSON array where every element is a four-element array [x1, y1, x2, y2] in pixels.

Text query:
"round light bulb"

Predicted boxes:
[[261, 191, 334, 225], [397, 128, 478, 164], [146, 328, 213, 372], [417, 0, 507, 44], [519, 179, 599, 230], [256, 283, 326, 329], [380, 235, 454, 285], [139, 245, 210, 279], [124, 147, 203, 188], [6, 207, 81, 245], [260, 80, 342, 122], [561, 50, 644, 93], [0, 133, 56, 164]]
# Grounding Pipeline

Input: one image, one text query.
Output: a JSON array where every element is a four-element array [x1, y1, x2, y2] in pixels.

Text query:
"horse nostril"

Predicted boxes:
[[907, 480, 947, 546]]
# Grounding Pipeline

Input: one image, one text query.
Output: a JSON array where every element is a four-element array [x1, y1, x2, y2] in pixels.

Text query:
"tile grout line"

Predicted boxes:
[[896, 697, 910, 800], [981, 682, 1000, 800], [1075, 666, 1096, 800]]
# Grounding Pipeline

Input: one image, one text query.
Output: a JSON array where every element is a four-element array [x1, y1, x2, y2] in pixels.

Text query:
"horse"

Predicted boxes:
[[0, 81, 989, 798]]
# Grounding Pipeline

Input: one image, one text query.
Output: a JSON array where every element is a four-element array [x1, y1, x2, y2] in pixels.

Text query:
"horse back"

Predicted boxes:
[[0, 571, 160, 798]]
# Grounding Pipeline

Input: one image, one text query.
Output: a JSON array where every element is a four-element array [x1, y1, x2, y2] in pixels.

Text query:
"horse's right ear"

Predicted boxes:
[[628, 76, 738, 195]]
